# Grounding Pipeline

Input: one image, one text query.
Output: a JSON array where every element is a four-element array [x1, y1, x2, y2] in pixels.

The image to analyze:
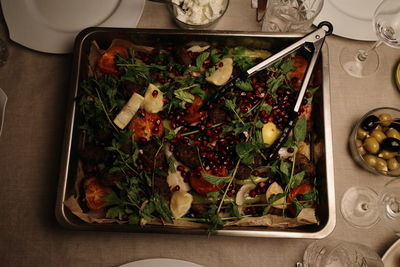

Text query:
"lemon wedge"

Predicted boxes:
[[206, 57, 233, 86], [262, 122, 282, 146], [170, 191, 193, 219], [266, 182, 287, 209]]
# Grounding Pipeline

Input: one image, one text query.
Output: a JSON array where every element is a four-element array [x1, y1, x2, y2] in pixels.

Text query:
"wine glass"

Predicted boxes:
[[340, 0, 400, 78], [299, 238, 384, 267], [341, 178, 400, 234]]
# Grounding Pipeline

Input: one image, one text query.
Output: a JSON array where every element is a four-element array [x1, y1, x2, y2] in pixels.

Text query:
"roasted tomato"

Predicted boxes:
[[189, 167, 228, 195], [97, 46, 128, 75], [288, 56, 308, 89], [184, 95, 205, 124], [83, 177, 112, 211], [129, 110, 164, 142], [287, 184, 316, 216]]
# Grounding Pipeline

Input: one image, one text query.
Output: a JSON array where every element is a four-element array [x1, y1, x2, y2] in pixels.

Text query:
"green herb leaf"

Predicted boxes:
[[152, 194, 173, 223], [196, 52, 210, 69], [294, 116, 307, 142], [279, 160, 291, 184], [291, 171, 305, 189], [267, 192, 286, 203], [202, 172, 231, 185], [235, 80, 253, 91], [102, 190, 122, 207], [106, 206, 125, 220], [235, 142, 257, 165], [174, 90, 195, 103], [167, 155, 176, 173]]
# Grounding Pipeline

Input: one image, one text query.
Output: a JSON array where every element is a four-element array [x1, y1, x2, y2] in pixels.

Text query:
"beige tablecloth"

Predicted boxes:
[[0, 1, 399, 266]]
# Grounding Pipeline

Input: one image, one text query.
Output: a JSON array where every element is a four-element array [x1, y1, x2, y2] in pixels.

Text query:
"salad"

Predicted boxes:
[[66, 37, 322, 232]]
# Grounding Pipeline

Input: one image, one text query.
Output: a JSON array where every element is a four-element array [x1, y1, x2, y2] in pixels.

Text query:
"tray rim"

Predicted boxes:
[[55, 27, 336, 239]]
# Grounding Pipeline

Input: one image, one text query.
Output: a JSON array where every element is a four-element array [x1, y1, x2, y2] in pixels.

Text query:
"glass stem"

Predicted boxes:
[[357, 40, 383, 62]]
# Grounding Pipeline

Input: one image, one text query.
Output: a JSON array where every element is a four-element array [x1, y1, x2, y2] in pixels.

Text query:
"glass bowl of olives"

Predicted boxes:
[[350, 107, 400, 177]]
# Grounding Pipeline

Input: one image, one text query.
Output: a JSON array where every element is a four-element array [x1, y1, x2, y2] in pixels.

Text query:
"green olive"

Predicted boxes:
[[363, 154, 378, 167], [363, 137, 380, 154], [378, 149, 398, 159], [386, 128, 400, 140], [387, 158, 399, 171], [375, 158, 388, 172], [370, 129, 386, 143], [357, 128, 369, 140], [358, 145, 367, 156], [379, 113, 393, 127]]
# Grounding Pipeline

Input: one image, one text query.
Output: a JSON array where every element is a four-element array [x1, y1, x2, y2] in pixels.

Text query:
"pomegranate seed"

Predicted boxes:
[[172, 185, 180, 192], [152, 90, 159, 97]]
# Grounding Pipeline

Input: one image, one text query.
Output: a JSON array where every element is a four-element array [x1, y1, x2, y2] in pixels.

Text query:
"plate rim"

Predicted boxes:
[[382, 238, 400, 264], [119, 258, 203, 267], [0, 0, 145, 54], [314, 0, 379, 41]]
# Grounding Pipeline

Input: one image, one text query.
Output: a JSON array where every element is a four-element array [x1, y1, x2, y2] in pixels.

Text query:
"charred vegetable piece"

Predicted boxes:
[[83, 177, 112, 211], [97, 46, 128, 75], [129, 111, 164, 142]]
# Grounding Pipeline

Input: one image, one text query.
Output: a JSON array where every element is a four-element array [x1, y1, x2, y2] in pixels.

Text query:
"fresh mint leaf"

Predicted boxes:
[[236, 142, 257, 166], [190, 86, 207, 99], [303, 188, 317, 201], [294, 116, 307, 142], [267, 193, 286, 203], [196, 52, 210, 69], [279, 160, 291, 184], [202, 172, 231, 185], [290, 171, 305, 189]]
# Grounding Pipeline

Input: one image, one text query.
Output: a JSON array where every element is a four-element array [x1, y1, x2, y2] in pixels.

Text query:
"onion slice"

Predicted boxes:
[[113, 93, 144, 129]]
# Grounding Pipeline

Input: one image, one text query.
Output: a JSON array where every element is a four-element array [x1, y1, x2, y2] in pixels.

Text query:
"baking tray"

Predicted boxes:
[[56, 28, 336, 238]]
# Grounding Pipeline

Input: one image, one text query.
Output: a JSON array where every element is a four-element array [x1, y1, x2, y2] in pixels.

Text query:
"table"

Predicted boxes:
[[0, 1, 399, 266]]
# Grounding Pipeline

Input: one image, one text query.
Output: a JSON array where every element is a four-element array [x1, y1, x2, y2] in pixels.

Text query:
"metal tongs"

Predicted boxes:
[[207, 21, 333, 163]]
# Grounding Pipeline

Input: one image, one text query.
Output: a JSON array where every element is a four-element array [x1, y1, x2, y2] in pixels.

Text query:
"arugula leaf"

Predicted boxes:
[[294, 116, 307, 142], [235, 80, 253, 92], [202, 172, 231, 185]]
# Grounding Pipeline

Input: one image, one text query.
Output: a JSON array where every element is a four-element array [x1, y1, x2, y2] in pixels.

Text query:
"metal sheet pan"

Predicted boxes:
[[56, 28, 335, 238]]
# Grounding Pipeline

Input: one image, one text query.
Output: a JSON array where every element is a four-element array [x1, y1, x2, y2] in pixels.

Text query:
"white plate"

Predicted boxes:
[[119, 258, 203, 267], [314, 0, 380, 41], [0, 0, 145, 54], [382, 239, 400, 267]]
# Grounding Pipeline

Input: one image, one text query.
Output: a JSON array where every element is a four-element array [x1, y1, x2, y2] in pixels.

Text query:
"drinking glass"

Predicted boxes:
[[300, 239, 384, 267], [341, 178, 400, 234], [262, 0, 324, 32], [340, 0, 400, 78]]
